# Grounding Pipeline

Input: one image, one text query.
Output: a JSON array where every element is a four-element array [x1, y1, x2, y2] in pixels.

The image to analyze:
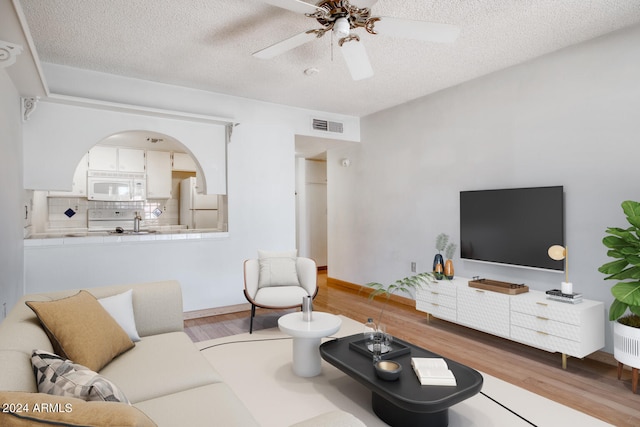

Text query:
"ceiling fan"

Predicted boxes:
[[253, 0, 460, 81]]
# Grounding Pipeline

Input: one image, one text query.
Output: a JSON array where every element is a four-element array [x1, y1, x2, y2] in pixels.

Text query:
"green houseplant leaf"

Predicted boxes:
[[599, 201, 640, 323], [366, 272, 436, 325]]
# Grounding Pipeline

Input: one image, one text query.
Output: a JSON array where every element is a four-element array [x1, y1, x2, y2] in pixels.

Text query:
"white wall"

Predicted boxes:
[[21, 66, 358, 312], [23, 101, 228, 194], [296, 160, 327, 266], [328, 24, 640, 353], [0, 70, 24, 317]]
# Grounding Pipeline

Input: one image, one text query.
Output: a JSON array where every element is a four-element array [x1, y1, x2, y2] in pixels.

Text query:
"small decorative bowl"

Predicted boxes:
[[374, 360, 402, 381]]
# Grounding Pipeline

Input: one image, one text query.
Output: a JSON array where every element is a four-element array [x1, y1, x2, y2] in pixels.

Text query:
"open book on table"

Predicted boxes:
[[411, 357, 457, 386]]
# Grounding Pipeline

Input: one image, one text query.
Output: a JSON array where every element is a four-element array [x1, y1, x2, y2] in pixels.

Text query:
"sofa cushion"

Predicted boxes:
[[0, 351, 37, 393], [98, 289, 141, 342], [99, 332, 223, 403], [0, 296, 54, 356], [0, 391, 156, 427], [32, 350, 129, 403], [25, 290, 134, 372], [134, 383, 259, 427], [258, 250, 299, 288]]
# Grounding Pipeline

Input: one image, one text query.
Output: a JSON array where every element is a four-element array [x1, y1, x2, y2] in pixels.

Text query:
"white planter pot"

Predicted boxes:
[[613, 320, 640, 368]]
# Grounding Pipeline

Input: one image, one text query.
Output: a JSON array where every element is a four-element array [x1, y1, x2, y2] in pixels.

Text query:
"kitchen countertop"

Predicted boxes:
[[24, 228, 229, 246]]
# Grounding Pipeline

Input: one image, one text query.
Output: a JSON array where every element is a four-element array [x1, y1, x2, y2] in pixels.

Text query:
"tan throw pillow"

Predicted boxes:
[[257, 250, 300, 288], [0, 391, 157, 427], [31, 350, 129, 403], [26, 290, 134, 372]]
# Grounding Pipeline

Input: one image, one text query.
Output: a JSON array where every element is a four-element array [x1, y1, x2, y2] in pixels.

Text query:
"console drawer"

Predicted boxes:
[[420, 280, 457, 298], [511, 325, 581, 356], [511, 297, 581, 325], [511, 311, 580, 342], [416, 300, 457, 322], [417, 291, 456, 310]]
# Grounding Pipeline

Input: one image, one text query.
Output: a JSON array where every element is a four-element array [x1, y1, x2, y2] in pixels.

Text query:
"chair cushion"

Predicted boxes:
[[25, 290, 134, 372], [253, 286, 310, 307], [0, 391, 156, 427], [257, 250, 299, 288], [31, 350, 129, 403]]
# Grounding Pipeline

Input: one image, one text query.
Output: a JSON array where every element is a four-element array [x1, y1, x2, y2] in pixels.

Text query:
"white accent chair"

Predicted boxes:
[[243, 255, 318, 333]]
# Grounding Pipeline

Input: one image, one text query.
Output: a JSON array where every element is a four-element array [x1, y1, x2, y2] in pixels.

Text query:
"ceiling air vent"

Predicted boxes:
[[312, 118, 343, 134]]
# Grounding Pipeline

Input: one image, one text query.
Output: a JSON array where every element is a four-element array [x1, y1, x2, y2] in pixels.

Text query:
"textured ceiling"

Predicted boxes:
[[18, 0, 640, 117]]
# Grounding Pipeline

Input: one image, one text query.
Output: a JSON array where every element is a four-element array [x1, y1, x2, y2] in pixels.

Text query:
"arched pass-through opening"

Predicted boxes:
[[29, 129, 227, 235]]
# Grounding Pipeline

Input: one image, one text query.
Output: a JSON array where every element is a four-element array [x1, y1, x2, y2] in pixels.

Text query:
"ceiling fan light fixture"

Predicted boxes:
[[333, 17, 350, 38]]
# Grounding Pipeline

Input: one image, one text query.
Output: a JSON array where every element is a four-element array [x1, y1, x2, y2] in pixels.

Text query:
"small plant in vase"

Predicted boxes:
[[366, 272, 436, 328], [433, 233, 449, 280], [444, 242, 457, 280]]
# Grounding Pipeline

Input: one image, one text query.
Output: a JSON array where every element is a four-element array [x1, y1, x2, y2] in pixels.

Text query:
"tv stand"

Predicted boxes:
[[416, 277, 605, 369]]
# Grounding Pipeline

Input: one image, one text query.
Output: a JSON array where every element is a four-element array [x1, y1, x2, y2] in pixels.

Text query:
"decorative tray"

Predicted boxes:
[[349, 338, 411, 360], [468, 278, 529, 295]]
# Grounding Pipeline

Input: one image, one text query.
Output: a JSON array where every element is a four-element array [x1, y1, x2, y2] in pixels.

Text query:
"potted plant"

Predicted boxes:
[[366, 272, 436, 327], [598, 200, 640, 390]]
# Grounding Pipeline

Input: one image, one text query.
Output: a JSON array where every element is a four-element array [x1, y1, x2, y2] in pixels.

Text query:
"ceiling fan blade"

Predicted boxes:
[[259, 0, 320, 14], [372, 17, 460, 43], [340, 39, 374, 81], [253, 31, 318, 59]]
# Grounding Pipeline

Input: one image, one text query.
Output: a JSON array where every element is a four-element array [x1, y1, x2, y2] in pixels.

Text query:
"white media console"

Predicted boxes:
[[415, 277, 605, 368]]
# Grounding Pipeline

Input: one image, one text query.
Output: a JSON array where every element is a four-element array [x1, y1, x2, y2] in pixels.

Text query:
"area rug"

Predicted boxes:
[[197, 315, 613, 427]]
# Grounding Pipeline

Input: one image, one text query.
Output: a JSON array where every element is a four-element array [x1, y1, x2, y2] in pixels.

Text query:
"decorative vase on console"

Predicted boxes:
[[433, 233, 448, 280], [444, 242, 457, 280]]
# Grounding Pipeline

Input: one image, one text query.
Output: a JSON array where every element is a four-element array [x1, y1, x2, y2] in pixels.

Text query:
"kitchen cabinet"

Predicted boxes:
[[116, 148, 145, 172], [146, 150, 172, 199], [172, 152, 197, 172], [88, 146, 145, 173], [48, 153, 88, 197], [88, 146, 117, 171]]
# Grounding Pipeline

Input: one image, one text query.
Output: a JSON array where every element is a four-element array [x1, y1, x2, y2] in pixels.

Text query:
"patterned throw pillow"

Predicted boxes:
[[31, 350, 130, 404]]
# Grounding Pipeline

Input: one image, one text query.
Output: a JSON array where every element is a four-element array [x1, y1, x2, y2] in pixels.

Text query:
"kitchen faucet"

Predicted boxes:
[[133, 212, 142, 232]]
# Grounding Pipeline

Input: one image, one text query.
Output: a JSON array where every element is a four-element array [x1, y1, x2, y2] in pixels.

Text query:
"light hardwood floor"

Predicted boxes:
[[184, 271, 640, 426]]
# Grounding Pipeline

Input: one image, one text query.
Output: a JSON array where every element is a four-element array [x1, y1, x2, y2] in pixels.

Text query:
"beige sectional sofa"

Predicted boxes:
[[0, 280, 364, 426]]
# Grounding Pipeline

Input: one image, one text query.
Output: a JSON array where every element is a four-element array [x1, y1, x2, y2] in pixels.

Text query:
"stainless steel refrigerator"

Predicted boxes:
[[179, 177, 219, 229]]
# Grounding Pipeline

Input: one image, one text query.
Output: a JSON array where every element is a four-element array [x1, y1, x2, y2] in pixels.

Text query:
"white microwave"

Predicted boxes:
[[87, 171, 146, 201]]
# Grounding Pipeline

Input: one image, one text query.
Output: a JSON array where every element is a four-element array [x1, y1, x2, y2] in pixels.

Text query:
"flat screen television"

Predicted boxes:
[[459, 186, 564, 271]]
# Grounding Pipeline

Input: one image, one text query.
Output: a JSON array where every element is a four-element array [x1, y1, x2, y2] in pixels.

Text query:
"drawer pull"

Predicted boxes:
[[536, 302, 548, 307], [537, 316, 549, 321], [431, 303, 440, 307], [536, 331, 549, 336], [475, 290, 485, 294], [431, 291, 440, 295]]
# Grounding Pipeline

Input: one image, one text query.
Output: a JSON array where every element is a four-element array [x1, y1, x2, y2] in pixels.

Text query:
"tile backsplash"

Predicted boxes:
[[47, 197, 179, 230]]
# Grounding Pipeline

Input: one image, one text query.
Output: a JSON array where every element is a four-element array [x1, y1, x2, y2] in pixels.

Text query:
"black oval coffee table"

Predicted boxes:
[[320, 334, 483, 427]]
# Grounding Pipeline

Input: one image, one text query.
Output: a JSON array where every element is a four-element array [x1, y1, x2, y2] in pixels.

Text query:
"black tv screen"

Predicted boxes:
[[460, 186, 564, 271]]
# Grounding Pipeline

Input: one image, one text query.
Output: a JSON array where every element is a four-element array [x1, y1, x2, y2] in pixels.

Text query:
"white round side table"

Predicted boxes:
[[278, 311, 342, 377]]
